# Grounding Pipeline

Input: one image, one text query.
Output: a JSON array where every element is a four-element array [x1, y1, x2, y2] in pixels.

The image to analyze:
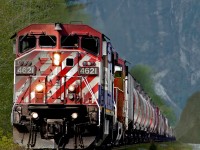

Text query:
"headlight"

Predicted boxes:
[[53, 60, 60, 66], [54, 53, 60, 60], [53, 53, 61, 66], [31, 112, 39, 119], [68, 93, 74, 100], [71, 112, 78, 119], [69, 84, 75, 92], [35, 84, 44, 92], [15, 105, 22, 112]]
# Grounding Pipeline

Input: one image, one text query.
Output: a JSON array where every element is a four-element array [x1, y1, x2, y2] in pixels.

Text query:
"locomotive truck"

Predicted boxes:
[[11, 23, 175, 149]]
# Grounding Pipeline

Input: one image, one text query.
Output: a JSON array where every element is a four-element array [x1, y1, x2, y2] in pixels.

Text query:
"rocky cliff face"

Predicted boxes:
[[85, 0, 200, 115]]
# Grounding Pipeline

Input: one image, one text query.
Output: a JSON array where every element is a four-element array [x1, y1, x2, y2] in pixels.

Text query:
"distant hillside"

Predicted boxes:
[[175, 92, 200, 143], [130, 64, 176, 125]]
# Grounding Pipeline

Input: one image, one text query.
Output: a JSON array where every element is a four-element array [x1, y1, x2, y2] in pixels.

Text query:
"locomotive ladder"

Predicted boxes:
[[74, 123, 87, 149], [82, 77, 100, 126], [27, 120, 37, 148]]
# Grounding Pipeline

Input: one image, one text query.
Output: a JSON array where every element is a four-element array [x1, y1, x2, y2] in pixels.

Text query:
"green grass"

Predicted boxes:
[[123, 142, 192, 150]]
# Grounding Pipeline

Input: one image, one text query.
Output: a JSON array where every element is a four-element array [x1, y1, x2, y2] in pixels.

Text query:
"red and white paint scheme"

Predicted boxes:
[[11, 23, 175, 150]]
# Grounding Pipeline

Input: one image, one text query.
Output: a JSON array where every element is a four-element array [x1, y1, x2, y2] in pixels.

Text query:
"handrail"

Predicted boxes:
[[114, 87, 124, 93], [82, 76, 100, 126]]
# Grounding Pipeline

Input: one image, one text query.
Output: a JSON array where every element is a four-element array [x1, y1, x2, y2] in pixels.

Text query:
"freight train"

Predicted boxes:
[[11, 23, 175, 149]]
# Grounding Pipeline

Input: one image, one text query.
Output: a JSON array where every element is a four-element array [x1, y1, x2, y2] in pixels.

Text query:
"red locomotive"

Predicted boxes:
[[11, 23, 175, 149]]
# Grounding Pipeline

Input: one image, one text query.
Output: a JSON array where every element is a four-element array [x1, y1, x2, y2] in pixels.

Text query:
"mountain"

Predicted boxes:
[[84, 0, 200, 115], [175, 92, 200, 143], [153, 70, 181, 114]]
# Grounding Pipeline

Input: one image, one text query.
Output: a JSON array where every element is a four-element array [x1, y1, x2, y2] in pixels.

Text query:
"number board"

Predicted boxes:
[[16, 66, 36, 76], [79, 67, 99, 75]]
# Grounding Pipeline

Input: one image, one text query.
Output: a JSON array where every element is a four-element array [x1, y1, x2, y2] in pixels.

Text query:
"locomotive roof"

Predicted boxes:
[[17, 23, 103, 37]]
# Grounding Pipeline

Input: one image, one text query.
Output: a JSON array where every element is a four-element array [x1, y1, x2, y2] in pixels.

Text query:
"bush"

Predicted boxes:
[[149, 142, 157, 150], [0, 127, 24, 150]]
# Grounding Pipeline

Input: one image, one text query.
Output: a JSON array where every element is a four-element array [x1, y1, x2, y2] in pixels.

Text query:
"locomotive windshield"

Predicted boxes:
[[81, 36, 99, 55], [61, 35, 99, 55], [19, 35, 36, 53], [39, 35, 56, 47], [61, 35, 79, 48]]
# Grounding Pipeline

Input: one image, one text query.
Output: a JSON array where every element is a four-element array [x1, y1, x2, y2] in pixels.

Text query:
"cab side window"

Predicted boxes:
[[81, 36, 99, 55], [19, 35, 36, 53], [115, 71, 122, 78]]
